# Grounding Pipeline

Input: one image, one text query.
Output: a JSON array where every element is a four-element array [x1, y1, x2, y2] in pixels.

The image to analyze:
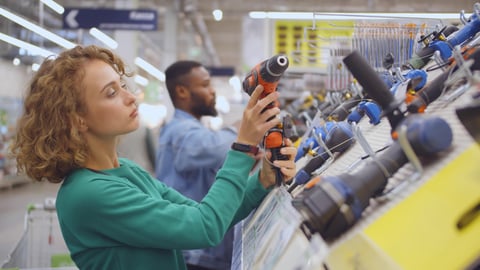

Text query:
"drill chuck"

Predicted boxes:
[[242, 54, 289, 95], [266, 55, 289, 78]]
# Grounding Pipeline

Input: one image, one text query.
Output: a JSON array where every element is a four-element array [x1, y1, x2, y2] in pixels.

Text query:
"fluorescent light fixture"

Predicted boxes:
[[32, 63, 41, 72], [0, 7, 76, 49], [208, 116, 224, 131], [13, 58, 21, 66], [0, 32, 56, 58], [228, 75, 243, 102], [215, 95, 230, 114], [250, 12, 314, 20], [40, 0, 65, 15], [213, 9, 223, 21], [228, 76, 241, 92], [134, 57, 165, 81], [249, 11, 461, 20], [134, 74, 149, 87], [138, 103, 168, 128], [89, 27, 118, 49]]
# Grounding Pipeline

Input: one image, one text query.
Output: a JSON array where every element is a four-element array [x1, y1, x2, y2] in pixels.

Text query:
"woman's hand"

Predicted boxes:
[[235, 85, 281, 146], [259, 138, 297, 189]]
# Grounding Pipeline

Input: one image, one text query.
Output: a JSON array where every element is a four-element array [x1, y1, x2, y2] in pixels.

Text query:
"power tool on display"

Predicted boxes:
[[290, 50, 454, 242], [295, 121, 354, 162], [292, 115, 453, 241], [407, 46, 480, 113], [289, 120, 355, 192], [242, 54, 291, 186], [455, 89, 480, 145], [403, 3, 480, 70], [346, 100, 382, 125]]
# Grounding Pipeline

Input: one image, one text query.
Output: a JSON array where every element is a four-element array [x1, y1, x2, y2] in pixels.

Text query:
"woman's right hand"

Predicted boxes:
[[235, 85, 281, 146]]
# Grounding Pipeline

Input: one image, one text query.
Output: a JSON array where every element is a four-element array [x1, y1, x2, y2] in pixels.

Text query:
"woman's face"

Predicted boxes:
[[79, 59, 139, 138]]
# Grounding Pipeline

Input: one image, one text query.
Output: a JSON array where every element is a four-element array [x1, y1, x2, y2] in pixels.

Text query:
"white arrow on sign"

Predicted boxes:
[[65, 9, 79, 28]]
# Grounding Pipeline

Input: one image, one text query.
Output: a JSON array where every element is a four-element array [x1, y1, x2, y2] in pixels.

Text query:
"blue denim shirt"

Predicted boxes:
[[155, 109, 238, 269]]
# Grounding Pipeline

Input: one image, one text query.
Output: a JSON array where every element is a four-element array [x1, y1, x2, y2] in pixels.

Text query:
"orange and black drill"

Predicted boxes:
[[242, 54, 290, 186]]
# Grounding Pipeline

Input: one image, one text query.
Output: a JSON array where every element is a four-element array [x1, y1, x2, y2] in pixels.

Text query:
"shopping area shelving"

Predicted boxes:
[[232, 6, 480, 270]]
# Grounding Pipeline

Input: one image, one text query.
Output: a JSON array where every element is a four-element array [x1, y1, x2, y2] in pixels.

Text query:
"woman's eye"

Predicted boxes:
[[107, 88, 117, 97]]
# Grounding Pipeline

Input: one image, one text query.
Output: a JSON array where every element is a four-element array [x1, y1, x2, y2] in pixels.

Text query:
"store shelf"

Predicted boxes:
[[232, 59, 480, 269]]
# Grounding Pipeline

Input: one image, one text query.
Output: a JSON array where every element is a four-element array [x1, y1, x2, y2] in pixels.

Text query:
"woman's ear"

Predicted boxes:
[[75, 116, 88, 132]]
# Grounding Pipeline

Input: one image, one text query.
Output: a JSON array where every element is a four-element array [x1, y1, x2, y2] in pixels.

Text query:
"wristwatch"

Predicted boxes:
[[231, 142, 259, 155]]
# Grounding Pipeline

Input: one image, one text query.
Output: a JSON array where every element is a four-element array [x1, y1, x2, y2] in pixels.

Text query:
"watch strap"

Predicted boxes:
[[231, 142, 259, 155]]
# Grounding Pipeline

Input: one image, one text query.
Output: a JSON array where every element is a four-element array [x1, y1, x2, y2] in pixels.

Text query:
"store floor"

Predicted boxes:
[[0, 180, 60, 263]]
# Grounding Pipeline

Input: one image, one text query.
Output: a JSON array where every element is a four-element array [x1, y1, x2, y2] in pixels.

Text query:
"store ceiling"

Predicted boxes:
[[0, 0, 476, 71], [52, 0, 476, 15]]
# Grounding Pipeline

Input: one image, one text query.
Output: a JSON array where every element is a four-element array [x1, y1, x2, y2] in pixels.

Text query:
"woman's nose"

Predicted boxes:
[[124, 88, 138, 104]]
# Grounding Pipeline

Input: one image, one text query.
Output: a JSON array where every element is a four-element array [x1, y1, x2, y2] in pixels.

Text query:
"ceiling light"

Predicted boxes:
[[138, 103, 168, 128], [316, 12, 460, 20], [12, 58, 21, 66], [134, 74, 149, 87], [228, 75, 243, 102], [0, 32, 56, 58], [0, 7, 76, 49], [134, 57, 165, 81], [213, 9, 223, 21], [89, 28, 118, 49], [32, 63, 41, 72], [228, 76, 241, 92], [249, 11, 461, 21], [215, 95, 230, 114], [250, 12, 314, 20], [40, 0, 65, 15]]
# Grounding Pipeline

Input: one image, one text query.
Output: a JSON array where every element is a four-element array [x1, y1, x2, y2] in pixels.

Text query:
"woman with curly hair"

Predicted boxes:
[[9, 45, 297, 270]]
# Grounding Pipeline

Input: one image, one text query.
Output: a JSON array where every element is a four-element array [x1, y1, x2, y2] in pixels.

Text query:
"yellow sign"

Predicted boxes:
[[273, 20, 354, 69], [364, 144, 480, 269]]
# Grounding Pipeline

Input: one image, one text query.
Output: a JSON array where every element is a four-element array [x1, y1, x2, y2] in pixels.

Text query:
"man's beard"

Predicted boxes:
[[191, 92, 218, 117]]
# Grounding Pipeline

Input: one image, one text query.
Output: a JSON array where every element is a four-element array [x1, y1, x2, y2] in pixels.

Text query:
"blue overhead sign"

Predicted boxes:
[[62, 8, 157, 31]]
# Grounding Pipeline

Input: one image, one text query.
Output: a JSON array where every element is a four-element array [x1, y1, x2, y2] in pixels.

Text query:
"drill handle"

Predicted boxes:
[[269, 145, 289, 187]]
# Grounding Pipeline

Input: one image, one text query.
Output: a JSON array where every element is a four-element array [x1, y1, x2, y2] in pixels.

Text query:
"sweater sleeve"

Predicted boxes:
[[230, 170, 272, 226], [57, 151, 256, 252]]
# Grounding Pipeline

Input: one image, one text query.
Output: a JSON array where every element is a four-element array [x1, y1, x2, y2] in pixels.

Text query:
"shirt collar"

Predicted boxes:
[[174, 109, 196, 120]]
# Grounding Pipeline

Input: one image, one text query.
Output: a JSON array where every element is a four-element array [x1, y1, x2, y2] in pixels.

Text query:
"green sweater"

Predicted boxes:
[[56, 151, 269, 270]]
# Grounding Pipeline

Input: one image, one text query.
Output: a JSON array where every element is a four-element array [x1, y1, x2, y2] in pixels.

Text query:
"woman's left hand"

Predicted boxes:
[[259, 138, 297, 189]]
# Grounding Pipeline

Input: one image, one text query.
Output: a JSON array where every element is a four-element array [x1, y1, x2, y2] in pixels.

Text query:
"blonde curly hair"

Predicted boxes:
[[9, 45, 131, 183]]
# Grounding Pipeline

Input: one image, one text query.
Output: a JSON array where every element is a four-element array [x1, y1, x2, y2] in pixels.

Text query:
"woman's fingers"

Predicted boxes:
[[246, 84, 265, 108], [272, 139, 297, 181]]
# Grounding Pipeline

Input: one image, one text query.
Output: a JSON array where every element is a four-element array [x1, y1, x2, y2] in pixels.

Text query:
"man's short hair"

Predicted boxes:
[[165, 60, 203, 102]]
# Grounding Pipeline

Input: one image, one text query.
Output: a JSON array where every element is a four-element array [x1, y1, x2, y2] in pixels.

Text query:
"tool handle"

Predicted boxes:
[[343, 50, 404, 131], [343, 50, 394, 109]]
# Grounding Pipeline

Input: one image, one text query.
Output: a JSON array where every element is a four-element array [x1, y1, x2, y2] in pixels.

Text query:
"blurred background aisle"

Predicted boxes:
[[0, 180, 60, 262]]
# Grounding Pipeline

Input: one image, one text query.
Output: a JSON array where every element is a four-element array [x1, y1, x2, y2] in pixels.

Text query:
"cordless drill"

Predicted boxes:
[[242, 54, 290, 186]]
